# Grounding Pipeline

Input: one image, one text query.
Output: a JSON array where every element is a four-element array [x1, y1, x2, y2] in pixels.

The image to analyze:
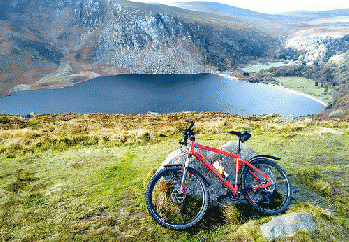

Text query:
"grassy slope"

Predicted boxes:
[[275, 77, 333, 104], [0, 112, 348, 241], [242, 62, 286, 73], [241, 62, 333, 105]]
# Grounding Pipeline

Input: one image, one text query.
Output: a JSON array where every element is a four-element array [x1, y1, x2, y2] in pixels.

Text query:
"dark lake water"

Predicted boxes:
[[0, 74, 325, 116]]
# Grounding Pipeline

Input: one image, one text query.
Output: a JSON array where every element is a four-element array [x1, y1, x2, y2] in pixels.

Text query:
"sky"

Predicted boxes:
[[128, 0, 349, 14]]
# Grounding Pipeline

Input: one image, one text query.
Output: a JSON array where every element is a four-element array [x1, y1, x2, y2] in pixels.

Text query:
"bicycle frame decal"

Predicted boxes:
[[189, 140, 272, 195]]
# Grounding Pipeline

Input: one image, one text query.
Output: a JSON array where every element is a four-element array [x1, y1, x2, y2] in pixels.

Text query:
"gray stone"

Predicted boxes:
[[158, 141, 258, 205], [260, 213, 317, 238], [304, 117, 312, 122], [274, 115, 301, 122], [147, 111, 160, 115], [20, 112, 36, 119]]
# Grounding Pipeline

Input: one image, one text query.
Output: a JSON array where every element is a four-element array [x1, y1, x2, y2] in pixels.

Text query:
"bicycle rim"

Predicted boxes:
[[242, 159, 292, 215], [146, 167, 208, 230]]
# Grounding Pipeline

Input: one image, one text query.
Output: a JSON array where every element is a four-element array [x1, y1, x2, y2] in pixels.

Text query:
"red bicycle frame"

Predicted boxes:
[[188, 138, 273, 195]]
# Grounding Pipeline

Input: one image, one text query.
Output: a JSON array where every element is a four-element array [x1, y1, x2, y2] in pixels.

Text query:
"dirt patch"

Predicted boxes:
[[290, 180, 336, 212]]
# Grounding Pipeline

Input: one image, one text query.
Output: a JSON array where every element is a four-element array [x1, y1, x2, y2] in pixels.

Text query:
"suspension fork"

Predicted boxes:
[[179, 154, 191, 194], [179, 137, 196, 193]]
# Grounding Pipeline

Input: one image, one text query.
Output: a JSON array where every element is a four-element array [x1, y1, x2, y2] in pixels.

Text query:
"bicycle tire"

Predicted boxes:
[[146, 166, 209, 230], [242, 159, 292, 215]]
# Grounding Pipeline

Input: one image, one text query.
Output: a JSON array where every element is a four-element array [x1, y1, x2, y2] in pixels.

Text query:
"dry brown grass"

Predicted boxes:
[[1, 111, 349, 157]]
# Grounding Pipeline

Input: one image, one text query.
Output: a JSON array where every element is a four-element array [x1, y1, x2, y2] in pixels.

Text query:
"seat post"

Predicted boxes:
[[237, 136, 241, 154]]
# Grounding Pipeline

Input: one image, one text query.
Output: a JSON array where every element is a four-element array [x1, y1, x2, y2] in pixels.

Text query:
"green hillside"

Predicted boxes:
[[0, 112, 348, 241]]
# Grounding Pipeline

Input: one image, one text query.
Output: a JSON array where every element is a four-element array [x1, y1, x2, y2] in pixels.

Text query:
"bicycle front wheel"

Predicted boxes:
[[242, 159, 292, 215], [146, 167, 209, 230]]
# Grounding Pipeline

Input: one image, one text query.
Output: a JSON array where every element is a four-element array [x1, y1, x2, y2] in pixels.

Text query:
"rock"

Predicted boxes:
[[264, 113, 276, 118], [303, 117, 314, 122], [274, 115, 300, 122], [158, 141, 258, 205], [147, 111, 160, 115], [260, 213, 317, 238], [20, 112, 36, 119]]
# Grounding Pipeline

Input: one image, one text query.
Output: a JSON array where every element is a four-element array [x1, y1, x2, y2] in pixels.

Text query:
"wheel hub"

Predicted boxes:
[[171, 189, 186, 203]]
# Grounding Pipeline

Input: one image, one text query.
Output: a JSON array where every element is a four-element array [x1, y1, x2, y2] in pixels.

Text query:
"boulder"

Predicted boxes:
[[260, 213, 317, 238], [274, 115, 300, 122], [20, 112, 36, 119], [158, 141, 258, 205]]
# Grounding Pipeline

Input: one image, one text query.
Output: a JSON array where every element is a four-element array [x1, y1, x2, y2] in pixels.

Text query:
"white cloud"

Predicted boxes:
[[129, 0, 349, 14]]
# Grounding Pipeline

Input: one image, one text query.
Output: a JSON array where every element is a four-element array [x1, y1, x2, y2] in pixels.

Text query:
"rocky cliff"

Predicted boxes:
[[0, 0, 278, 96]]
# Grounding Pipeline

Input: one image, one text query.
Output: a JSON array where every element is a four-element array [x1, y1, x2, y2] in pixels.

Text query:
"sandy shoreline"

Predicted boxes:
[[216, 73, 239, 80], [216, 73, 328, 107], [272, 85, 328, 107]]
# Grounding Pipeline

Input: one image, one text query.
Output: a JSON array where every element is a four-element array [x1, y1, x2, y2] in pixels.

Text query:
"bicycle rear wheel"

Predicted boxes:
[[146, 167, 209, 230], [242, 159, 292, 215]]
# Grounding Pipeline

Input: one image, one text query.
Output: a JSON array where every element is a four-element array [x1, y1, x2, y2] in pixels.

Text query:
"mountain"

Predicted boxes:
[[170, 2, 349, 118], [172, 2, 349, 24], [0, 0, 279, 97], [171, 1, 274, 20], [171, 1, 293, 37], [280, 9, 349, 20]]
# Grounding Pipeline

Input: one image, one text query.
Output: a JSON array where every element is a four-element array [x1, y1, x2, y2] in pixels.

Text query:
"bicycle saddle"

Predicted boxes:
[[229, 130, 251, 143]]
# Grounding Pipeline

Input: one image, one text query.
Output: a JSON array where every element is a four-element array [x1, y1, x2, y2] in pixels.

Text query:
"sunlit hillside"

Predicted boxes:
[[0, 112, 348, 240]]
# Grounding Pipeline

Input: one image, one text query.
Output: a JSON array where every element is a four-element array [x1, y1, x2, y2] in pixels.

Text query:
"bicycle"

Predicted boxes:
[[146, 120, 292, 230]]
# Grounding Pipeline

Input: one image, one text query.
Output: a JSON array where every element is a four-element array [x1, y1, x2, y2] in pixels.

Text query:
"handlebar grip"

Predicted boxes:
[[185, 120, 195, 129]]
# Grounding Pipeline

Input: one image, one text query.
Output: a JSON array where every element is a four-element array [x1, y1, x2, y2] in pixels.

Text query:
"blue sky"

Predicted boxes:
[[129, 0, 349, 14]]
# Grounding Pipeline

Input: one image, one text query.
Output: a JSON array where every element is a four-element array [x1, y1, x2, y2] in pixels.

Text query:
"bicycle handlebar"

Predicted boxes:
[[180, 120, 195, 146], [185, 120, 195, 130]]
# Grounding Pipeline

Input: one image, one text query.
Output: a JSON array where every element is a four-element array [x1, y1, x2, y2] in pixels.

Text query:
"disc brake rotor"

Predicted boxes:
[[171, 189, 186, 203]]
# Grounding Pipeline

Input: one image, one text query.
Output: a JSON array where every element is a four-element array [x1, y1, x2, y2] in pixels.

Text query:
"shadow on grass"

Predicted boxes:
[[184, 203, 262, 233]]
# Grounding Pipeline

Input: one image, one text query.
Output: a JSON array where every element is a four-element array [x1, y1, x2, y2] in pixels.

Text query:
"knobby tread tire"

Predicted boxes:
[[242, 159, 292, 215], [146, 166, 209, 230]]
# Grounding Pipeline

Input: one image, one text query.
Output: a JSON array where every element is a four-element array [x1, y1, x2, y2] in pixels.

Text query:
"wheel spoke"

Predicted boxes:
[[243, 159, 292, 215], [146, 167, 209, 229]]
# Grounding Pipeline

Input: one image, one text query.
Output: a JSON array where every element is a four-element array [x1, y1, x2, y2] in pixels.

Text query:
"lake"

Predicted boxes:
[[0, 74, 325, 116]]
